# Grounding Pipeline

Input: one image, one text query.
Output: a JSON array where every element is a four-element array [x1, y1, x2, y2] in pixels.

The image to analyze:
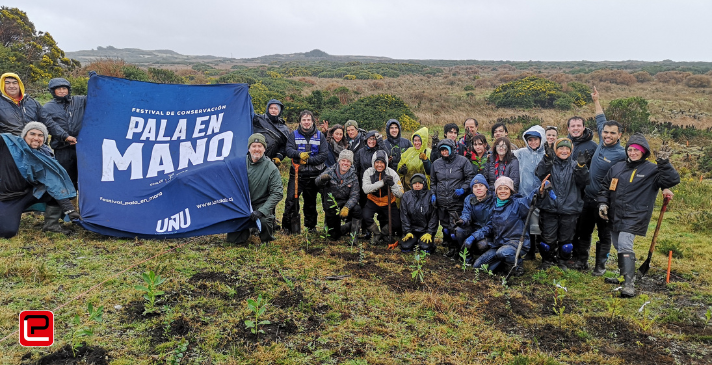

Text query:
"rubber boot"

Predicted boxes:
[[367, 222, 381, 245], [620, 252, 636, 298], [43, 205, 69, 234], [340, 222, 352, 236], [592, 241, 608, 276], [379, 224, 389, 245], [524, 234, 538, 260]]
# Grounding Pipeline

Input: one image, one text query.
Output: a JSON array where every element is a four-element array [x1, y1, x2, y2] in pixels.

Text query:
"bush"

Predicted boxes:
[[464, 85, 475, 91], [320, 94, 416, 131], [398, 114, 420, 132], [684, 75, 712, 88], [148, 68, 184, 84], [633, 71, 653, 83], [121, 65, 149, 82], [655, 71, 691, 84], [488, 76, 579, 109], [566, 82, 592, 107], [606, 97, 650, 134], [589, 69, 637, 86], [699, 145, 712, 173], [344, 75, 356, 80], [656, 239, 687, 258]]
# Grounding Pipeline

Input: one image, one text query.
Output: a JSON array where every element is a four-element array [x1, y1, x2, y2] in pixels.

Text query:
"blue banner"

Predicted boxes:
[[76, 75, 255, 238]]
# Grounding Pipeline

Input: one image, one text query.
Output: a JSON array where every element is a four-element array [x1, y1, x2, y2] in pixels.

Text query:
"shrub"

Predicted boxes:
[[122, 65, 149, 82], [148, 68, 184, 84], [464, 85, 475, 91], [83, 58, 126, 77], [699, 145, 712, 173], [398, 114, 420, 132], [566, 82, 592, 107], [656, 239, 687, 259], [488, 76, 573, 109], [589, 69, 637, 86], [67, 76, 89, 95], [606, 97, 650, 133], [344, 75, 356, 80], [633, 71, 653, 83], [655, 71, 691, 84], [217, 73, 256, 85], [553, 95, 574, 110], [684, 75, 712, 88], [320, 94, 416, 131], [248, 82, 283, 116], [550, 73, 574, 84]]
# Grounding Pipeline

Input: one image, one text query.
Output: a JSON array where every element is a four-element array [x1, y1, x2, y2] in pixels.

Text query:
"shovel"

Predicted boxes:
[[638, 196, 671, 276], [506, 194, 539, 281], [290, 161, 301, 234]]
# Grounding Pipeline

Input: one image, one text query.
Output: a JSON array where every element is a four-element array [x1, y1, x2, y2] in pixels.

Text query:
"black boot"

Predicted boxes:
[[592, 241, 609, 276], [524, 235, 538, 260], [620, 252, 637, 298], [43, 205, 70, 234]]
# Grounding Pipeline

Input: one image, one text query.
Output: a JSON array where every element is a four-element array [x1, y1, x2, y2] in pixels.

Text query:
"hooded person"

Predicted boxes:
[[514, 125, 546, 259], [472, 176, 544, 276], [227, 133, 284, 244], [282, 110, 329, 234], [316, 149, 362, 241], [396, 126, 432, 191], [354, 130, 389, 180], [598, 133, 679, 298], [535, 138, 590, 270], [454, 174, 495, 264], [399, 173, 438, 253], [344, 120, 368, 154], [1, 122, 79, 238], [383, 119, 412, 171], [0, 73, 62, 137], [430, 138, 476, 257], [325, 124, 348, 168], [252, 99, 291, 165], [362, 149, 404, 245]]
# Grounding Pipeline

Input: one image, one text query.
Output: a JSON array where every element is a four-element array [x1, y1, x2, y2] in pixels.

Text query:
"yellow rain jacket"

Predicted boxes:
[[397, 127, 432, 191]]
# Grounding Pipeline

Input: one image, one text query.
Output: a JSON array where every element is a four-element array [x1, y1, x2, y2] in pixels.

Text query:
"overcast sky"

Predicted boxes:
[[6, 0, 711, 61]]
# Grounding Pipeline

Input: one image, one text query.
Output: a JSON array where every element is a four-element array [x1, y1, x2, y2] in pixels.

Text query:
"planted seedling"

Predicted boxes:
[[704, 307, 711, 327], [634, 294, 658, 332], [71, 302, 104, 357], [349, 230, 357, 253], [551, 279, 567, 329], [358, 239, 365, 266], [320, 224, 330, 241], [244, 294, 271, 337], [410, 247, 429, 284], [134, 268, 167, 314], [459, 247, 469, 272], [606, 294, 622, 321], [279, 269, 295, 290], [168, 338, 189, 365], [328, 193, 340, 215]]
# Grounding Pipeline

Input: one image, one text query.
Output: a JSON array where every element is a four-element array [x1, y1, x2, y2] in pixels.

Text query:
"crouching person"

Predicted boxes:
[[472, 176, 545, 276], [362, 150, 404, 245], [227, 134, 283, 244], [400, 174, 438, 253], [1, 123, 79, 238], [455, 174, 494, 265], [316, 149, 362, 241]]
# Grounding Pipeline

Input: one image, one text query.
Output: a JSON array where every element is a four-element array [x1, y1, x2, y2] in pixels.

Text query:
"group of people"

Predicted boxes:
[[1, 74, 680, 298]]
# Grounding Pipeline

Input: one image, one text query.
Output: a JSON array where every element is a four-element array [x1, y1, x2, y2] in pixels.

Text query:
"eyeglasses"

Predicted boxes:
[[496, 144, 507, 149]]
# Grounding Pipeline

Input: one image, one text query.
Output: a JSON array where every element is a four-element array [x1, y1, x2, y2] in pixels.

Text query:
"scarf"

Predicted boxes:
[[494, 155, 507, 180], [496, 197, 510, 208]]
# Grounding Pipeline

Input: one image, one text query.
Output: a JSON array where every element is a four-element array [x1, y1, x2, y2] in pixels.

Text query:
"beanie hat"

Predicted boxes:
[[555, 138, 572, 150], [338, 149, 354, 164], [21, 122, 48, 143], [629, 143, 647, 154], [345, 120, 358, 129], [410, 173, 426, 185], [439, 144, 452, 155], [470, 174, 489, 190], [494, 176, 515, 193], [247, 133, 267, 148]]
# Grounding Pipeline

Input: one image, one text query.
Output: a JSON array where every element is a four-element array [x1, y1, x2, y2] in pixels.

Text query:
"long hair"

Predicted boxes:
[[327, 124, 348, 148], [491, 136, 514, 163]]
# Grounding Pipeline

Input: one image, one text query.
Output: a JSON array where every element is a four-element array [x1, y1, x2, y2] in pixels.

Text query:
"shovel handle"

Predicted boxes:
[[648, 196, 671, 254]]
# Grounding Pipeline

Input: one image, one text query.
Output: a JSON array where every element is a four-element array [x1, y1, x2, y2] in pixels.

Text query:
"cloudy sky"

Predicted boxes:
[[7, 0, 711, 61]]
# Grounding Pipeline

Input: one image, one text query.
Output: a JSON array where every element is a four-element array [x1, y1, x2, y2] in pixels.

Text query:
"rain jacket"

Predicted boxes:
[[400, 176, 438, 235], [1, 133, 76, 200], [484, 154, 520, 193], [246, 153, 283, 216], [43, 79, 87, 150], [384, 119, 412, 170], [461, 177, 495, 233], [252, 99, 291, 161], [396, 127, 432, 191], [354, 130, 389, 180], [316, 164, 360, 210], [362, 150, 403, 207], [569, 127, 598, 161], [0, 73, 53, 136], [584, 113, 626, 201], [346, 127, 368, 154], [475, 189, 538, 251], [535, 149, 589, 215], [597, 133, 680, 236], [430, 139, 475, 209], [286, 125, 328, 177], [513, 125, 546, 196]]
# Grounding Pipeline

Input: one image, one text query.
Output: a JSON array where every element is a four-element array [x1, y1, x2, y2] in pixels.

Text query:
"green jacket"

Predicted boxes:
[[246, 154, 283, 216]]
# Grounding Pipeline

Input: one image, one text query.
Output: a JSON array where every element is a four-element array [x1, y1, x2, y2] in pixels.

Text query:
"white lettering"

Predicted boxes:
[[126, 117, 144, 139], [193, 116, 209, 138], [178, 138, 206, 170], [102, 140, 144, 181], [146, 144, 174, 178], [156, 119, 170, 141], [206, 113, 224, 135], [207, 131, 233, 161], [140, 119, 157, 141], [172, 119, 187, 140]]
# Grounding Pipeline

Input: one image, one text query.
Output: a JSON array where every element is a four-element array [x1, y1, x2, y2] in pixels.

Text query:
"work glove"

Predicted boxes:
[[454, 219, 465, 227], [272, 157, 281, 166], [464, 235, 475, 248], [402, 233, 414, 242], [421, 233, 432, 244], [454, 188, 465, 197], [374, 132, 382, 140], [430, 194, 437, 205], [65, 210, 81, 220], [319, 174, 331, 182], [576, 150, 592, 167], [250, 210, 264, 222], [398, 164, 408, 175], [656, 143, 672, 161], [299, 152, 310, 163], [339, 207, 349, 218], [384, 174, 395, 186], [544, 143, 555, 163], [419, 152, 427, 160], [598, 204, 609, 221]]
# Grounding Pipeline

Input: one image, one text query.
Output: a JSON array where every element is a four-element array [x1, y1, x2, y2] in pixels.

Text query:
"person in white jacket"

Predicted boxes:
[[362, 149, 404, 245]]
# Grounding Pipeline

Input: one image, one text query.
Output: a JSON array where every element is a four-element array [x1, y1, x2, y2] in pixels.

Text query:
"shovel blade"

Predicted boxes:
[[638, 254, 652, 276], [291, 214, 301, 234]]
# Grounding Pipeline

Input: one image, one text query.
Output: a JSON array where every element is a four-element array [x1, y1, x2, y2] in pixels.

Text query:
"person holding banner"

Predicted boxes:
[[227, 133, 283, 244], [1, 122, 79, 238], [252, 99, 290, 166], [283, 110, 328, 234]]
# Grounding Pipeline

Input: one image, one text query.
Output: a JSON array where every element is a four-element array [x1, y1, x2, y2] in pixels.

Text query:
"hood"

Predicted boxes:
[[371, 149, 389, 167], [436, 139, 457, 160], [265, 99, 284, 118], [569, 127, 594, 144], [522, 125, 546, 152], [625, 133, 651, 161], [386, 119, 402, 141], [48, 77, 72, 102], [364, 130, 379, 150], [1, 72, 25, 102], [411, 126, 429, 153], [410, 173, 429, 190]]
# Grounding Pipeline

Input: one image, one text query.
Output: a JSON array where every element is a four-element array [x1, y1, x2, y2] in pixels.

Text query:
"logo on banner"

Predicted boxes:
[[156, 208, 192, 233], [19, 311, 54, 346]]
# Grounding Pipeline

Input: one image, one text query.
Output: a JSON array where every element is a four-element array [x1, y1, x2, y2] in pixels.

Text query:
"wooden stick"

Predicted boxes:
[[666, 250, 672, 284]]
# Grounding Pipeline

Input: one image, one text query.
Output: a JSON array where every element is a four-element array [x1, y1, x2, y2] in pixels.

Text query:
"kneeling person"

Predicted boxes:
[[227, 134, 283, 244], [400, 174, 438, 253], [455, 174, 495, 264], [362, 150, 404, 244], [316, 149, 362, 240]]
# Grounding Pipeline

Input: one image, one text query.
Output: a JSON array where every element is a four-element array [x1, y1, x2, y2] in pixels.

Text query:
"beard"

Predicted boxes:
[[250, 151, 264, 162]]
